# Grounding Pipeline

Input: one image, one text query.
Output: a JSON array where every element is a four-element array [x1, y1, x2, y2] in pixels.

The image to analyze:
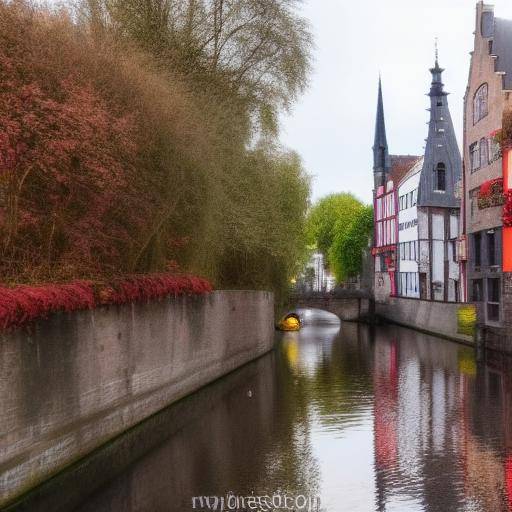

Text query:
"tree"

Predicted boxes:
[[77, 0, 312, 133], [328, 205, 373, 282], [0, 0, 312, 301], [305, 193, 362, 256]]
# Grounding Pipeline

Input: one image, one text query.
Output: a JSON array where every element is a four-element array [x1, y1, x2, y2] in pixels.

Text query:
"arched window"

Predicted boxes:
[[473, 84, 488, 124], [435, 163, 446, 191], [479, 137, 489, 168]]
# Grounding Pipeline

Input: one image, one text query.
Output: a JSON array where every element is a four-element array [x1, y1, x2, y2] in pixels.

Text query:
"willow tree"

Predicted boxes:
[[77, 0, 312, 132]]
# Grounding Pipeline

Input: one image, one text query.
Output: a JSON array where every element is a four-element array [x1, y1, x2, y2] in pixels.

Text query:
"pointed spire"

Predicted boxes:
[[373, 77, 391, 174], [429, 39, 447, 97]]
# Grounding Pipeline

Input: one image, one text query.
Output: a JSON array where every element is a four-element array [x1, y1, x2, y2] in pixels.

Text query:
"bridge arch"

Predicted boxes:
[[284, 290, 373, 323]]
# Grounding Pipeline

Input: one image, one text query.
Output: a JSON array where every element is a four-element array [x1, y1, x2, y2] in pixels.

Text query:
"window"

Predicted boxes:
[[470, 142, 480, 172], [479, 137, 489, 168], [474, 232, 482, 267], [398, 272, 419, 297], [487, 231, 496, 266], [473, 83, 488, 124], [472, 279, 483, 302], [398, 241, 418, 261], [451, 240, 457, 262], [490, 138, 502, 163], [435, 163, 446, 191], [487, 278, 501, 322], [470, 188, 479, 218]]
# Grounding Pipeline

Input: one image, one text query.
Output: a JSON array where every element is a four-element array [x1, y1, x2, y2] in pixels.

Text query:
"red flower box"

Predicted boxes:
[[478, 178, 504, 209]]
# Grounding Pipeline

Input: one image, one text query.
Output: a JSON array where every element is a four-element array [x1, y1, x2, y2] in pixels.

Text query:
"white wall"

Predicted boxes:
[[398, 169, 421, 297]]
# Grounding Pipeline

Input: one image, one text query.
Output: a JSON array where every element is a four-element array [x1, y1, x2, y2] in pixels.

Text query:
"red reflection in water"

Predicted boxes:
[[374, 339, 398, 470]]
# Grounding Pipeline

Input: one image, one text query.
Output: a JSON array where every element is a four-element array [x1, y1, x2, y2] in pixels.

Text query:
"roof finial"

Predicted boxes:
[[435, 37, 439, 66]]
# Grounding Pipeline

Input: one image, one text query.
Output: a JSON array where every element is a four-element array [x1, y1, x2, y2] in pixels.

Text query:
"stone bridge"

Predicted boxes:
[[284, 290, 373, 322]]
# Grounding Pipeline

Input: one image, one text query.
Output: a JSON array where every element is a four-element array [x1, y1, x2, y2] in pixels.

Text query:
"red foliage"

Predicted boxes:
[[95, 274, 213, 306], [479, 178, 503, 197], [504, 190, 512, 228], [0, 7, 159, 280], [0, 274, 212, 330]]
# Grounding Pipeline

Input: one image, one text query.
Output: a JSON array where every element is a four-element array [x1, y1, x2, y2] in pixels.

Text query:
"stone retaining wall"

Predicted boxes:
[[0, 291, 274, 507], [376, 296, 475, 345]]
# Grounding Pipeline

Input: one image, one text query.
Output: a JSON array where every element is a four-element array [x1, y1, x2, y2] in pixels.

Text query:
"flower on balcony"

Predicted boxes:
[[478, 178, 504, 209]]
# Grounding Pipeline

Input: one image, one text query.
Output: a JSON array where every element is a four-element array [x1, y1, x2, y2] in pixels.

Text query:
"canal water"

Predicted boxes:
[[19, 311, 512, 512]]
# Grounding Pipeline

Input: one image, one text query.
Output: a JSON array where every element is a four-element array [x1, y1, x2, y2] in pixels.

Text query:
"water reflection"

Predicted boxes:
[[16, 313, 512, 512]]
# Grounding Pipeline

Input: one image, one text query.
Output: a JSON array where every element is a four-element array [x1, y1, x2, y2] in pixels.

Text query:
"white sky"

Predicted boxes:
[[280, 0, 512, 205]]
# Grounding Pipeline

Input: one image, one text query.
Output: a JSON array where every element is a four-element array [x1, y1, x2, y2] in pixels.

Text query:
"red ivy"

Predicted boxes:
[[479, 178, 503, 197], [0, 274, 212, 330], [504, 190, 512, 227]]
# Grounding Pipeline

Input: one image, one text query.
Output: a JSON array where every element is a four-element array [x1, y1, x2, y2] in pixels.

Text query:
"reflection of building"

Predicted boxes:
[[462, 2, 512, 330], [372, 326, 512, 511]]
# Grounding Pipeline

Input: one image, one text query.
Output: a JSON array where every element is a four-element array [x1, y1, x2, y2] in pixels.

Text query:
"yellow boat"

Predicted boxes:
[[278, 314, 301, 331]]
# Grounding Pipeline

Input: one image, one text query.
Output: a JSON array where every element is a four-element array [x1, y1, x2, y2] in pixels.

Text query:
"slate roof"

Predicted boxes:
[[389, 155, 421, 184], [493, 17, 512, 91], [373, 78, 391, 173], [417, 60, 462, 208]]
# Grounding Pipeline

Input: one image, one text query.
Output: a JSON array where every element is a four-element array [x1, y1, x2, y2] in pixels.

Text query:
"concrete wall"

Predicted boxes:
[[0, 291, 274, 508], [376, 297, 474, 345]]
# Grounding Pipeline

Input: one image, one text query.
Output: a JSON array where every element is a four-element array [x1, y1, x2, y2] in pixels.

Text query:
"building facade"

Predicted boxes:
[[414, 57, 462, 302], [463, 1, 512, 331], [372, 79, 420, 302], [397, 158, 423, 298], [373, 57, 462, 303]]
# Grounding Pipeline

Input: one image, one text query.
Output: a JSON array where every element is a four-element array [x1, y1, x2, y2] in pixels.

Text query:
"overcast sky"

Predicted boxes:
[[280, 0, 512, 205]]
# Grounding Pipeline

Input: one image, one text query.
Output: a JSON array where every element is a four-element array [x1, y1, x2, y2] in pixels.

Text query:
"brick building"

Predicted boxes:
[[462, 1, 512, 340]]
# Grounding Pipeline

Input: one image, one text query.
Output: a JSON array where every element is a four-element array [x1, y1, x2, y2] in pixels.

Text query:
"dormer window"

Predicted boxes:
[[473, 84, 488, 124], [435, 163, 446, 192]]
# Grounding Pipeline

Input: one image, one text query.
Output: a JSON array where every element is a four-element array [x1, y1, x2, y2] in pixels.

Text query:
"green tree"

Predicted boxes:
[[329, 205, 373, 282], [305, 193, 362, 256]]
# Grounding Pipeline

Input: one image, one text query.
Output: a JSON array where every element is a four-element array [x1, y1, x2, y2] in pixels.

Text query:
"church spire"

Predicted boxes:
[[373, 77, 391, 187], [417, 52, 461, 208], [429, 40, 447, 97]]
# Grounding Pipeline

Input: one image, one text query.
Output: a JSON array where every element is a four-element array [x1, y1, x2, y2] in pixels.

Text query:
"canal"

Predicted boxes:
[[15, 311, 512, 512]]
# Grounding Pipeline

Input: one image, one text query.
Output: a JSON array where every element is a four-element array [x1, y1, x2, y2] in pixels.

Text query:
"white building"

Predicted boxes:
[[397, 158, 423, 298], [299, 252, 336, 292]]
